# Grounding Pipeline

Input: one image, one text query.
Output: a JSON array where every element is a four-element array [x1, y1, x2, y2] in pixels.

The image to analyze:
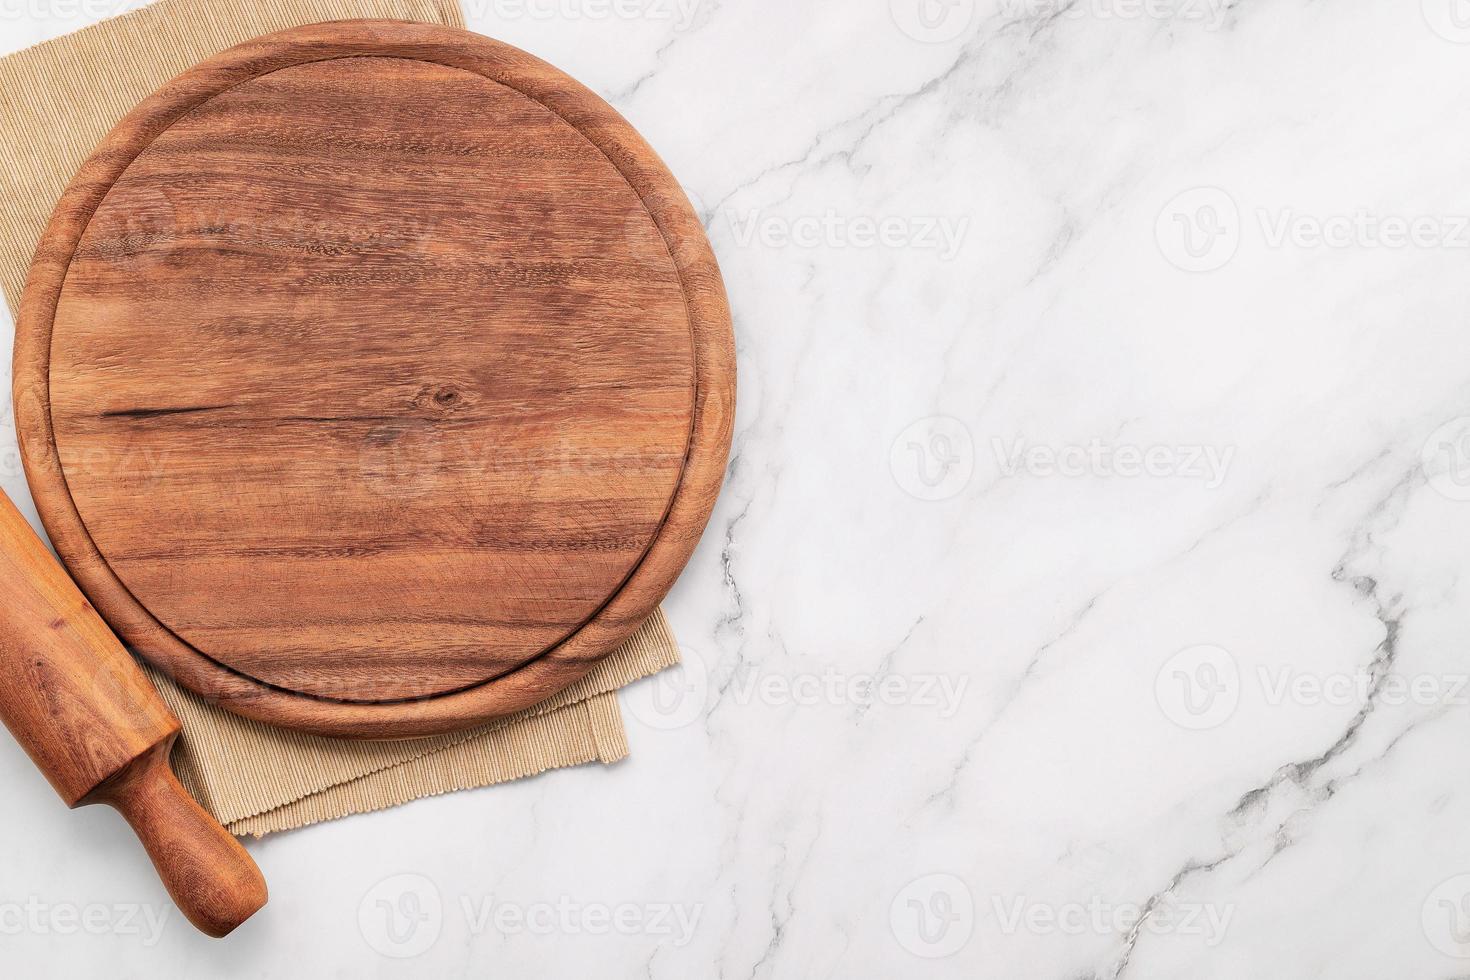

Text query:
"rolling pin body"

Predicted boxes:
[[0, 490, 266, 937]]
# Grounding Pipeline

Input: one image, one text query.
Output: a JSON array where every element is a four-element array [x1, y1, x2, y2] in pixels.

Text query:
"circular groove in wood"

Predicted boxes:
[[14, 20, 735, 738]]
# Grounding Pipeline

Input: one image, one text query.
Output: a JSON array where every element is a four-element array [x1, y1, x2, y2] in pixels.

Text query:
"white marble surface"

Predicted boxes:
[[7, 0, 1470, 975]]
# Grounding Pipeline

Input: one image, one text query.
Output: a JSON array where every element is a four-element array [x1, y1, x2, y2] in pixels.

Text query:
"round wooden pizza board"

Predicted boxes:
[[13, 20, 734, 739]]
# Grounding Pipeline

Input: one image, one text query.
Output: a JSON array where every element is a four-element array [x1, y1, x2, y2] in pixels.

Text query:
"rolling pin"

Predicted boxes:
[[0, 489, 267, 937]]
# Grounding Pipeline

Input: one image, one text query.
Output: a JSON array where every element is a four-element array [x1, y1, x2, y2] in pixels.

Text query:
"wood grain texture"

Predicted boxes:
[[88, 740, 268, 938], [0, 489, 267, 937], [15, 20, 735, 738], [0, 490, 177, 804]]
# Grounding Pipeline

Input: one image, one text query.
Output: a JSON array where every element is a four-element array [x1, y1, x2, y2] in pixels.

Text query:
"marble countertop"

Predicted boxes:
[[6, 1, 1470, 976]]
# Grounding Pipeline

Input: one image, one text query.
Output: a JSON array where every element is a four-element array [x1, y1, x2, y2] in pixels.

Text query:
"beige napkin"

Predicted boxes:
[[0, 0, 681, 836]]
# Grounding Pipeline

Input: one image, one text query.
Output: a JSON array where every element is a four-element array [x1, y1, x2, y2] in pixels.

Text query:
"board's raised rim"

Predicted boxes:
[[13, 19, 735, 739]]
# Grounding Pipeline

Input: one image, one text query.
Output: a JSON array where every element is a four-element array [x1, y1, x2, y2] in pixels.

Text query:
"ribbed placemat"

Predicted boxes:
[[155, 612, 677, 835], [0, 0, 682, 837]]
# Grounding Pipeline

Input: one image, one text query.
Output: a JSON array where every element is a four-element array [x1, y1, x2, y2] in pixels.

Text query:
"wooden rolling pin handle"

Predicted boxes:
[[0, 488, 266, 937], [86, 740, 268, 938]]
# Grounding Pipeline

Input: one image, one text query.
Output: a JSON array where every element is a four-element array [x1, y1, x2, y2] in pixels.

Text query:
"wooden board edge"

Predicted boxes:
[[13, 19, 736, 739]]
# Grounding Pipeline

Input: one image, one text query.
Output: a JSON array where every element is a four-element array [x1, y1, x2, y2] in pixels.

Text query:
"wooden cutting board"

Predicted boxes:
[[13, 20, 734, 739]]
